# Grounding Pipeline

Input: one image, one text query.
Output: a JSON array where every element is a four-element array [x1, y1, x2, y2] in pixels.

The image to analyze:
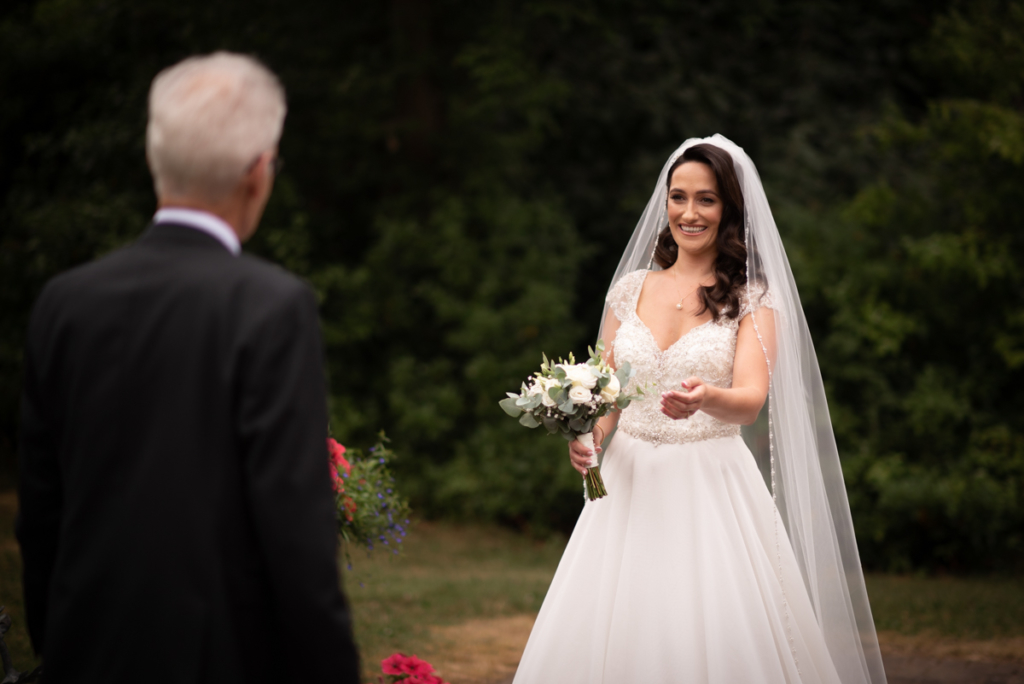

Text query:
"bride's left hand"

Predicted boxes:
[[660, 377, 706, 420]]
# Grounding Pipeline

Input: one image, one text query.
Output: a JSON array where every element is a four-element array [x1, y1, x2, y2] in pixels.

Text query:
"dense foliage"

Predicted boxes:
[[2, 0, 1021, 569], [805, 0, 1024, 570]]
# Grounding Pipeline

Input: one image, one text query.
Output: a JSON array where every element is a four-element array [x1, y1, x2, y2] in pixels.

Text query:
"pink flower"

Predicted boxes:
[[406, 676, 447, 684], [381, 653, 410, 675], [380, 654, 445, 682], [403, 658, 435, 677], [327, 438, 351, 493]]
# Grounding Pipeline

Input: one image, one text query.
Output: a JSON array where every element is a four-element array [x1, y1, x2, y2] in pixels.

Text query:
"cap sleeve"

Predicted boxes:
[[739, 281, 775, 319], [605, 270, 647, 322]]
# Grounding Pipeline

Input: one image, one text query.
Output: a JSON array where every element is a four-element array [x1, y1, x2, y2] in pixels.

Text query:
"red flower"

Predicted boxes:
[[380, 654, 441, 679], [341, 495, 357, 522], [381, 653, 409, 675], [406, 676, 447, 684], [403, 659, 435, 677], [327, 438, 351, 493]]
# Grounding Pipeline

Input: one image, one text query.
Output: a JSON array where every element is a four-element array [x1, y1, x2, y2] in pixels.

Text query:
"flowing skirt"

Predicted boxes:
[[513, 431, 843, 684]]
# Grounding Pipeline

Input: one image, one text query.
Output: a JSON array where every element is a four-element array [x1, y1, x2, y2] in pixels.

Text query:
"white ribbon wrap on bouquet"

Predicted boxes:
[[575, 432, 597, 468]]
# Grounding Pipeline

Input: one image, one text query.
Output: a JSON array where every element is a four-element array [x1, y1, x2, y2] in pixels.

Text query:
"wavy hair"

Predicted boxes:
[[652, 143, 747, 320]]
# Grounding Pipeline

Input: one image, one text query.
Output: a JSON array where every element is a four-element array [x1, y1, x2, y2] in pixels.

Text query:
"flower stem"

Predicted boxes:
[[585, 466, 608, 500]]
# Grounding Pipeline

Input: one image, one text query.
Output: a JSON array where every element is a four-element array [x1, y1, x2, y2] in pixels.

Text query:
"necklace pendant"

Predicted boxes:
[[675, 303, 683, 310]]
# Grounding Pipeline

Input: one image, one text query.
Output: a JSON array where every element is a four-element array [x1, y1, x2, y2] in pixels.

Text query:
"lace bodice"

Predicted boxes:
[[608, 270, 772, 446]]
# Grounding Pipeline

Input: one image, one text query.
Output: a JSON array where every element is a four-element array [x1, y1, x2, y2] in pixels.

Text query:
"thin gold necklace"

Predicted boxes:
[[670, 271, 712, 311]]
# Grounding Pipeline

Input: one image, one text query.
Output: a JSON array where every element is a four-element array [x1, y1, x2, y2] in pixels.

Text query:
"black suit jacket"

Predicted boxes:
[[16, 223, 360, 683]]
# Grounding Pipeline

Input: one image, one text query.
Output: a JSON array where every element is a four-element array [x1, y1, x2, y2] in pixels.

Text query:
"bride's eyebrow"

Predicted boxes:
[[669, 187, 720, 196]]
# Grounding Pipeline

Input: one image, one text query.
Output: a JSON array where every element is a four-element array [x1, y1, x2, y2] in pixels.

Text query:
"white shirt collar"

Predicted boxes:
[[153, 207, 241, 256]]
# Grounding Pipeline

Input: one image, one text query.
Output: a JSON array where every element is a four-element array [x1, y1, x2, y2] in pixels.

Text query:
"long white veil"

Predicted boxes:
[[598, 134, 887, 684]]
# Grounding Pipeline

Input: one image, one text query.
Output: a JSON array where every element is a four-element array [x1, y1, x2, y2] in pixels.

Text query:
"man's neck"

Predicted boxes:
[[157, 196, 247, 243]]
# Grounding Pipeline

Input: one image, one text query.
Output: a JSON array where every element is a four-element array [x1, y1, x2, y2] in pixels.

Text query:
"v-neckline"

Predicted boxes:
[[632, 270, 714, 353]]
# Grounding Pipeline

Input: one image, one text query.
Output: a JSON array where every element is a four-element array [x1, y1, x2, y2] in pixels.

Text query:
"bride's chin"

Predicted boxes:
[[674, 235, 712, 251]]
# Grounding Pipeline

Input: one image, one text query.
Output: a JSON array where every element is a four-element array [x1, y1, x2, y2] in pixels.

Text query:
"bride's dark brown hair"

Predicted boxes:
[[653, 143, 747, 321]]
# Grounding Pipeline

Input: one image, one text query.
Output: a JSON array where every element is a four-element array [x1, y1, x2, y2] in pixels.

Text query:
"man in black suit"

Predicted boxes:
[[16, 52, 360, 682]]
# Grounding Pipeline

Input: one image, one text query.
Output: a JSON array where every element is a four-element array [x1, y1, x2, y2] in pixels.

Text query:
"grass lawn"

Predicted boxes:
[[865, 573, 1024, 640], [343, 522, 566, 679], [3, 488, 1024, 680]]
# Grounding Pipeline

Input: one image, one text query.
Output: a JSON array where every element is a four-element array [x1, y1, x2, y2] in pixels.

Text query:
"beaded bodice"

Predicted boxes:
[[609, 270, 771, 447]]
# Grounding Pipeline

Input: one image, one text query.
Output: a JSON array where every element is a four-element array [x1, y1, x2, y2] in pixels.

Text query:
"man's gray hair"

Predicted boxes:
[[146, 52, 286, 202]]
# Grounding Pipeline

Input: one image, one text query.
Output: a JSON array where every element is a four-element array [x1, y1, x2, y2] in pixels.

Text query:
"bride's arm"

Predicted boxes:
[[568, 308, 623, 475], [660, 308, 777, 425]]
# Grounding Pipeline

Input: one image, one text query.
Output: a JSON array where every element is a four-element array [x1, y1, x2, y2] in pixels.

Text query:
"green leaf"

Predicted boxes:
[[519, 412, 541, 428], [500, 397, 524, 417]]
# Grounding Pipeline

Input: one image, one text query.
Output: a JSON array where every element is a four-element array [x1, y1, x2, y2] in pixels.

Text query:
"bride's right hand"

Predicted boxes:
[[568, 439, 601, 477]]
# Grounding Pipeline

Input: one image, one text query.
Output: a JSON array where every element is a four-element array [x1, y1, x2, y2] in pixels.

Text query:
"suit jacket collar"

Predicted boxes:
[[153, 208, 241, 255], [139, 222, 239, 255]]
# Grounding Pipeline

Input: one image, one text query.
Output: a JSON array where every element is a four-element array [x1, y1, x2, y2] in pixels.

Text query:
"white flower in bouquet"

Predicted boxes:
[[537, 377, 557, 406], [559, 363, 598, 389], [600, 373, 621, 403], [568, 386, 593, 404], [499, 341, 647, 502]]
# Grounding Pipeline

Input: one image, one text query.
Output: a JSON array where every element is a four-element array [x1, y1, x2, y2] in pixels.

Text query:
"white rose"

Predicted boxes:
[[559, 363, 598, 389], [537, 379, 557, 407], [600, 374, 621, 403], [527, 380, 543, 395], [568, 386, 593, 404]]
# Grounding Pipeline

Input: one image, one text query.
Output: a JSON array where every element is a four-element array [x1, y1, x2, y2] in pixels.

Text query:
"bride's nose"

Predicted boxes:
[[681, 200, 700, 223]]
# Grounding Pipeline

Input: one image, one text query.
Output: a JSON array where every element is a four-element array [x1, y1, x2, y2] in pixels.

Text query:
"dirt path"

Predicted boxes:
[[423, 615, 1024, 684]]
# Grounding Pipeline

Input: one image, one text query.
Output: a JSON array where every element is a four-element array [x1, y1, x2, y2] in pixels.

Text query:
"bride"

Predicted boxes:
[[512, 136, 887, 684]]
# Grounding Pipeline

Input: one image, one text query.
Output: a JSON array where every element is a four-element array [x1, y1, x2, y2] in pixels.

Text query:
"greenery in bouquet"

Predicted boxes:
[[499, 340, 645, 499], [328, 433, 411, 558]]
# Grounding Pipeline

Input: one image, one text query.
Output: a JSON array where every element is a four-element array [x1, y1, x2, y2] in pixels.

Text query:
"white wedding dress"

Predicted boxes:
[[513, 269, 844, 684]]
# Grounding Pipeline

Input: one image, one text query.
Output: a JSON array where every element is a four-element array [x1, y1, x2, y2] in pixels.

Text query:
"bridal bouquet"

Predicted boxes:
[[499, 341, 643, 500]]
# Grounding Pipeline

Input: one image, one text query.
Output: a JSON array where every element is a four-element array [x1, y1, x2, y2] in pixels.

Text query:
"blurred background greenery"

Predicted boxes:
[[1, 0, 1022, 573]]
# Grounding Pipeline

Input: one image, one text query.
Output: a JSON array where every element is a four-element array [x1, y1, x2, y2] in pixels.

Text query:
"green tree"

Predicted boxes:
[[2, 0, 972, 549], [803, 0, 1024, 570]]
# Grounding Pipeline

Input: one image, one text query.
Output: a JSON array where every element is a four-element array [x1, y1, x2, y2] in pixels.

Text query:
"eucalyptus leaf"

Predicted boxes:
[[499, 397, 524, 417], [519, 412, 541, 428]]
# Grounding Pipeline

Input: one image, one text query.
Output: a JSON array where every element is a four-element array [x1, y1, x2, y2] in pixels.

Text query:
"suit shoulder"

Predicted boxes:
[[29, 243, 138, 319], [229, 254, 318, 315], [235, 254, 309, 291]]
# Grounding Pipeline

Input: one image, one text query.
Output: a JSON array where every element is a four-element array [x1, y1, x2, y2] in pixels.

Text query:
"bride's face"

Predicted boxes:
[[667, 161, 722, 259]]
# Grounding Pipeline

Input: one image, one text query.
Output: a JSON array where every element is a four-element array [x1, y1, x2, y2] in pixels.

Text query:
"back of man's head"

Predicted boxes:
[[146, 52, 286, 204]]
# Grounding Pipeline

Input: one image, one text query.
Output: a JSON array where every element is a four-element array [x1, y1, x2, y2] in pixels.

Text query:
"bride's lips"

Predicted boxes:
[[678, 224, 708, 235]]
